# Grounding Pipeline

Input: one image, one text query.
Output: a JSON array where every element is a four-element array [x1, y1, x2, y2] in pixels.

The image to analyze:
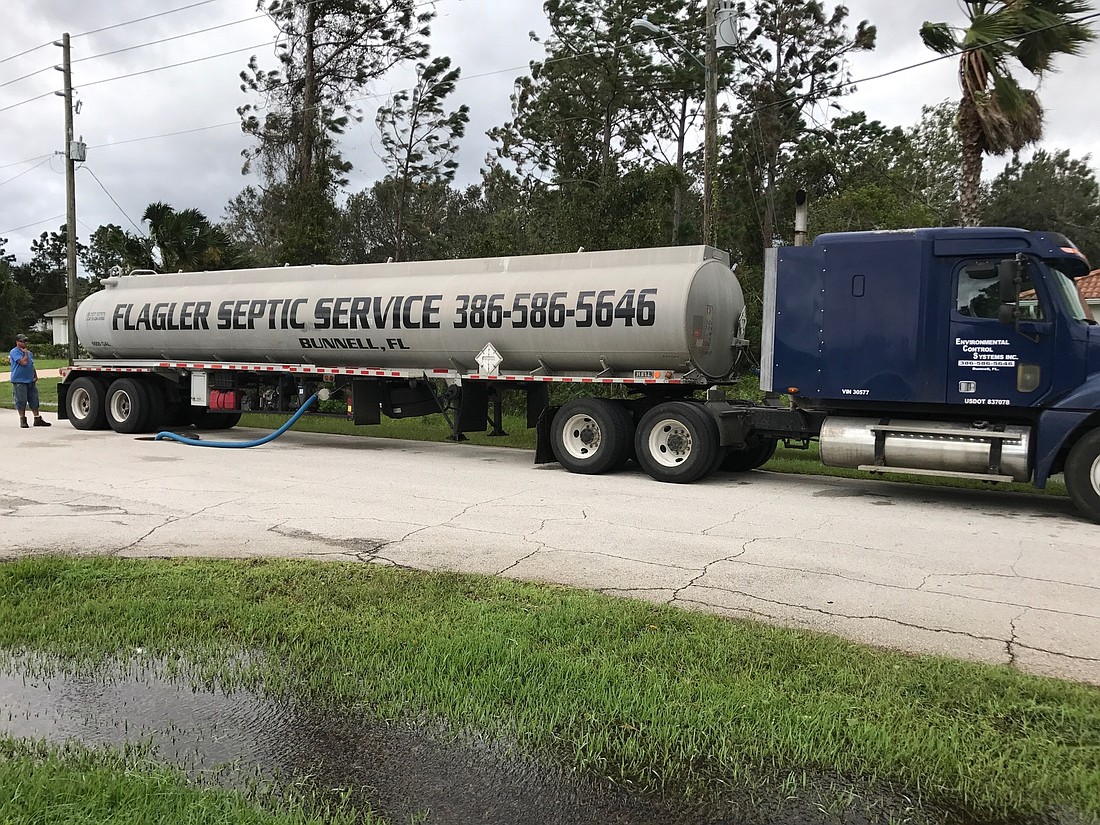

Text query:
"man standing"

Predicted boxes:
[[9, 334, 51, 428]]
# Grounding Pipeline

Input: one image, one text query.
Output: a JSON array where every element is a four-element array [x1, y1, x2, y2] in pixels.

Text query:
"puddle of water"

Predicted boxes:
[[0, 657, 731, 824], [0, 656, 1034, 825]]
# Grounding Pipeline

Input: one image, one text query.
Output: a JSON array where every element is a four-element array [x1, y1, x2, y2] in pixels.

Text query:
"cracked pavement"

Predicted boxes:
[[3, 422, 1099, 684]]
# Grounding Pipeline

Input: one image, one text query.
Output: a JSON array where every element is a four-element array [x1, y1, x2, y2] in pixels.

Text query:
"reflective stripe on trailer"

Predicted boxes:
[[68, 361, 686, 385], [469, 373, 684, 385]]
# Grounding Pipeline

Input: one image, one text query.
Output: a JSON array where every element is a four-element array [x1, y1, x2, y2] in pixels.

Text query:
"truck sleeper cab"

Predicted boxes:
[[761, 227, 1100, 520]]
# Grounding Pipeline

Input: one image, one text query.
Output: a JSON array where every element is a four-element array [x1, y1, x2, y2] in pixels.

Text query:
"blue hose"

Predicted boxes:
[[154, 393, 319, 448]]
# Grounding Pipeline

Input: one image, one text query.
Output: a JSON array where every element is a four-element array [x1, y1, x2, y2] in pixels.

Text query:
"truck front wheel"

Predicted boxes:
[[1065, 429, 1100, 523], [635, 401, 719, 483], [551, 398, 633, 474]]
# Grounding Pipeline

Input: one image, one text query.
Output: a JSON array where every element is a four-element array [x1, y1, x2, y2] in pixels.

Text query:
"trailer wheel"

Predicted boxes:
[[190, 409, 242, 430], [720, 438, 777, 472], [1065, 429, 1100, 523], [635, 401, 720, 483], [66, 377, 109, 430], [140, 380, 168, 432], [551, 399, 633, 474], [105, 378, 151, 434], [165, 398, 193, 427], [207, 412, 242, 430]]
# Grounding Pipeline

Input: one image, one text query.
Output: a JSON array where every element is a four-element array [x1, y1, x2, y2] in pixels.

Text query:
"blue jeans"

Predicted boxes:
[[11, 381, 39, 412]]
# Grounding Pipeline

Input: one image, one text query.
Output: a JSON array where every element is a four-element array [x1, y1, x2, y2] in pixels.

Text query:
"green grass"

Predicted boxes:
[[0, 376, 61, 411], [0, 357, 67, 370], [1, 557, 1097, 822], [32, 358, 69, 370], [0, 737, 369, 824]]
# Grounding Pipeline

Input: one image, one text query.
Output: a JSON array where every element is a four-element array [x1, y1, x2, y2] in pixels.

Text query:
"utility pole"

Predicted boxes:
[[633, 2, 724, 246], [703, 0, 718, 246], [55, 33, 79, 364]]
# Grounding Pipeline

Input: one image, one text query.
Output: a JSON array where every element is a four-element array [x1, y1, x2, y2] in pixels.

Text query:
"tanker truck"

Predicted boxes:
[[58, 227, 1100, 522]]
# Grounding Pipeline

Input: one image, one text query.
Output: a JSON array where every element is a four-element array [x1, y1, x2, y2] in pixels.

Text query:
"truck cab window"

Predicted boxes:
[[955, 260, 1044, 320], [1047, 261, 1094, 323]]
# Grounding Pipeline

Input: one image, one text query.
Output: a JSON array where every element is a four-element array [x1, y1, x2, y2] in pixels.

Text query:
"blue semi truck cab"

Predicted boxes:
[[756, 226, 1100, 521]]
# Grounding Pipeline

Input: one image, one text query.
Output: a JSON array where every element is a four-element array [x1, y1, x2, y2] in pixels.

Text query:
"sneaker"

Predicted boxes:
[[20, 420, 28, 428], [33, 418, 51, 427]]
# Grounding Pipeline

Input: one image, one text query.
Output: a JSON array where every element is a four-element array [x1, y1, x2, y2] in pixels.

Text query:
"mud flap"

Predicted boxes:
[[534, 405, 560, 464]]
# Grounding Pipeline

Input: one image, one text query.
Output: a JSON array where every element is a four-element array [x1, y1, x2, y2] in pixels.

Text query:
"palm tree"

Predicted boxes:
[[920, 1, 1096, 226], [142, 202, 215, 272], [105, 203, 247, 273]]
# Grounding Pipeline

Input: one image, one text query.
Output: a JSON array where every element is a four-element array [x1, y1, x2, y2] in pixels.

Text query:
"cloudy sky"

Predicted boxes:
[[2, 0, 1099, 267]]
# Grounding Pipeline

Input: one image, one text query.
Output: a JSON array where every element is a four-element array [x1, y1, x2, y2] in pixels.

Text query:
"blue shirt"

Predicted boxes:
[[8, 346, 34, 383]]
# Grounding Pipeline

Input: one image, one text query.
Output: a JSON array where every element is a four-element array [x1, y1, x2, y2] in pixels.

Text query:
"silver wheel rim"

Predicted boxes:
[[646, 417, 693, 468], [71, 387, 92, 421], [560, 413, 602, 461], [110, 391, 133, 422], [1091, 454, 1100, 495]]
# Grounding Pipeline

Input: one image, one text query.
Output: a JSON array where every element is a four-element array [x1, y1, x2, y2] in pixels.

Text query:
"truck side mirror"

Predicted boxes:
[[997, 258, 1021, 325]]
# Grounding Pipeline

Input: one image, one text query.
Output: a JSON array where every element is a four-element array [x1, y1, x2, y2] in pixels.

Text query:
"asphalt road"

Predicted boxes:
[[3, 416, 1099, 684]]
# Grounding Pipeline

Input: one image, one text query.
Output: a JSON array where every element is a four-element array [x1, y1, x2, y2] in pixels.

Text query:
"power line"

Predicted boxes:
[[72, 0, 227, 40], [81, 166, 146, 235], [0, 64, 53, 90], [0, 89, 57, 114], [0, 153, 53, 172], [0, 156, 53, 189], [0, 0, 445, 126], [88, 119, 240, 151], [0, 0, 231, 72], [74, 15, 267, 65], [0, 214, 66, 235], [736, 11, 1100, 120], [79, 41, 274, 89], [0, 41, 52, 67]]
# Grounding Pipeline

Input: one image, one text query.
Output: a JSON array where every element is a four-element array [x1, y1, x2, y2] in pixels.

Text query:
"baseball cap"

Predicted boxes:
[[15, 334, 27, 342]]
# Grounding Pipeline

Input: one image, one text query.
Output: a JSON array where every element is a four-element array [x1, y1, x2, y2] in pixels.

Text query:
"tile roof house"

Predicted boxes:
[[1079, 270, 1100, 321]]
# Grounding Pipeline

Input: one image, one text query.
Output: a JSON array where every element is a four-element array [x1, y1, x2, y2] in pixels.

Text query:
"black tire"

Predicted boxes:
[[190, 408, 242, 430], [140, 379, 168, 432], [166, 398, 193, 427], [66, 376, 109, 431], [1065, 429, 1100, 523], [105, 378, 151, 434], [551, 398, 634, 474], [634, 401, 720, 483], [207, 412, 242, 430], [720, 438, 777, 472]]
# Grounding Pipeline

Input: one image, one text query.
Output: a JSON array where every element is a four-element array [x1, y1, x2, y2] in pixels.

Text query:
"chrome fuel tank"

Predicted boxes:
[[819, 416, 1032, 482], [76, 246, 745, 379]]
